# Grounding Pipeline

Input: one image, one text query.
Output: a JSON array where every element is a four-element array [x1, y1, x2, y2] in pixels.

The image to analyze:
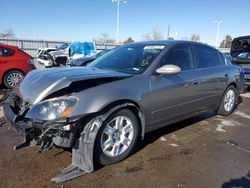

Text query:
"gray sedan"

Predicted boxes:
[[1, 40, 244, 182]]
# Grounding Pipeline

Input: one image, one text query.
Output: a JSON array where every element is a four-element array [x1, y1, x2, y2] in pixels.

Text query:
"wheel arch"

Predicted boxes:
[[228, 81, 238, 89], [99, 99, 146, 140]]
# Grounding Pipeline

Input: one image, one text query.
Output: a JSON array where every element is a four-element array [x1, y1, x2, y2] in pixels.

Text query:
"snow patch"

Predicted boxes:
[[170, 134, 179, 141], [216, 124, 226, 132], [168, 143, 178, 147], [216, 120, 240, 132], [200, 121, 209, 125], [160, 137, 167, 142], [241, 93, 250, 98], [235, 111, 250, 119], [0, 107, 3, 118], [221, 120, 240, 126]]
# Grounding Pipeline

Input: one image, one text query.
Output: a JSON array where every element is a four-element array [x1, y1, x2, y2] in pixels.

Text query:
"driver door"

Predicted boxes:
[[148, 44, 200, 128]]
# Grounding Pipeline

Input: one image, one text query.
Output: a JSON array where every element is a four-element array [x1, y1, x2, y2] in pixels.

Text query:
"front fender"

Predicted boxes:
[[71, 75, 149, 116]]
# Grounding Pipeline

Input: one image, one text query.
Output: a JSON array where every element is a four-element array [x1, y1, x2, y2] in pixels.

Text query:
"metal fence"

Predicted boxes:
[[0, 38, 118, 58]]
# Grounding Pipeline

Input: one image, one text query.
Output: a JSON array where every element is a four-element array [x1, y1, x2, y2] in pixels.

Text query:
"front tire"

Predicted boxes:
[[217, 86, 237, 116], [94, 109, 139, 165]]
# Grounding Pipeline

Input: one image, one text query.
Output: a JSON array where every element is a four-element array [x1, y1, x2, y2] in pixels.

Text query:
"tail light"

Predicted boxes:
[[27, 58, 35, 65]]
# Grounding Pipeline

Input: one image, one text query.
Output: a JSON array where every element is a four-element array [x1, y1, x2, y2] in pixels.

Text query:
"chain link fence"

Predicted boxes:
[[0, 38, 118, 58]]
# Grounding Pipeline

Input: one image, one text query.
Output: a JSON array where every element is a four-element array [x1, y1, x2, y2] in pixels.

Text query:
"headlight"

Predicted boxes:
[[26, 97, 78, 121]]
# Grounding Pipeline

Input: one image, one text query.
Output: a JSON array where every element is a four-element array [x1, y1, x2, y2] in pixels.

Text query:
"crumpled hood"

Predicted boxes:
[[15, 67, 131, 104], [49, 49, 67, 57]]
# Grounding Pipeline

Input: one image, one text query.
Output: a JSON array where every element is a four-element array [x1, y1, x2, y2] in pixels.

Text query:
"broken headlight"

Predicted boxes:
[[26, 97, 78, 121]]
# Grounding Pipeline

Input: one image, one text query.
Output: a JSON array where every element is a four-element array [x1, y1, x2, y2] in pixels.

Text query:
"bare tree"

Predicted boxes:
[[142, 32, 151, 41], [151, 27, 164, 40], [93, 33, 115, 44], [0, 29, 15, 38], [190, 34, 200, 41], [123, 37, 134, 44], [142, 27, 164, 41], [219, 35, 232, 48]]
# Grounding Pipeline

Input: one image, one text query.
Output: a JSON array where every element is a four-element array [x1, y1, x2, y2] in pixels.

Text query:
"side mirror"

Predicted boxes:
[[156, 64, 181, 75]]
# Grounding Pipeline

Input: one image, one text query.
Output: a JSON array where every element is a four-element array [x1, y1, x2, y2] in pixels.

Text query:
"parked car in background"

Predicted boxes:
[[224, 51, 250, 89], [69, 49, 111, 66], [2, 41, 244, 182], [37, 42, 71, 67], [0, 44, 35, 88], [236, 52, 250, 88], [229, 35, 250, 89], [37, 42, 96, 68]]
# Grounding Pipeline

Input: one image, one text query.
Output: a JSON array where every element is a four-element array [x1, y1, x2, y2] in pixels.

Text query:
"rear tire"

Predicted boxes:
[[94, 108, 139, 165], [217, 86, 237, 116], [3, 70, 24, 88]]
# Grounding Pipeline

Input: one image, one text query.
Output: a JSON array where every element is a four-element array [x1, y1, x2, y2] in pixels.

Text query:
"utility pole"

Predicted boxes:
[[167, 25, 170, 39], [212, 20, 226, 47], [112, 0, 127, 44]]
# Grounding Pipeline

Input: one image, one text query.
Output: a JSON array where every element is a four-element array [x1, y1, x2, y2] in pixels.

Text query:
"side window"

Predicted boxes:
[[0, 47, 3, 57], [1, 47, 15, 56], [225, 55, 232, 65], [160, 44, 194, 71], [195, 45, 222, 68]]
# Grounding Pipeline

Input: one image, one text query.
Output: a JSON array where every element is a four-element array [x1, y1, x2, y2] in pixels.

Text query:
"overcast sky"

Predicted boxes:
[[1, 0, 250, 45]]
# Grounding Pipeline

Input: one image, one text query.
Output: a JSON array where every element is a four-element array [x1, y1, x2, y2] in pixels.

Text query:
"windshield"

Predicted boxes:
[[88, 45, 165, 74]]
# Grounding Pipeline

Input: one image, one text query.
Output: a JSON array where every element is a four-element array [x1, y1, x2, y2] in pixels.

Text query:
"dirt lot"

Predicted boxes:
[[0, 90, 250, 188]]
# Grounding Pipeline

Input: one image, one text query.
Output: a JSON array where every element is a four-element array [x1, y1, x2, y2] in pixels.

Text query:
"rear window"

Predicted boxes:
[[0, 47, 15, 56], [195, 45, 223, 68], [18, 49, 31, 57]]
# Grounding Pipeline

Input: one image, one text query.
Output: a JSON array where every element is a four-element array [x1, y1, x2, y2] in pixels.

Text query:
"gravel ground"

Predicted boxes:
[[0, 90, 250, 188]]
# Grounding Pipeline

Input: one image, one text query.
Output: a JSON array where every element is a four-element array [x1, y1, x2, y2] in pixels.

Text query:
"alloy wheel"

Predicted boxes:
[[224, 89, 235, 112], [100, 116, 134, 157], [6, 72, 23, 88]]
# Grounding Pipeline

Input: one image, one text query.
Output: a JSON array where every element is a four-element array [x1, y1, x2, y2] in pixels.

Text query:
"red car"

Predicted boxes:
[[0, 44, 35, 88]]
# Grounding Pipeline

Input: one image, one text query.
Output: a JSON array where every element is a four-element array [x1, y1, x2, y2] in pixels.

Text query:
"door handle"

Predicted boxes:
[[0, 61, 7, 64], [225, 73, 229, 78]]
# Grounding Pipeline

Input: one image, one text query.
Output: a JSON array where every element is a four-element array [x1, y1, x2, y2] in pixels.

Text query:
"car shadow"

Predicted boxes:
[[133, 95, 243, 156], [94, 111, 216, 170], [93, 111, 216, 171], [221, 171, 250, 188], [133, 111, 214, 155]]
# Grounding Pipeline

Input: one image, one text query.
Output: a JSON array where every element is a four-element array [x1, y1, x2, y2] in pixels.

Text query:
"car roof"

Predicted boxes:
[[127, 40, 218, 50], [0, 43, 18, 49]]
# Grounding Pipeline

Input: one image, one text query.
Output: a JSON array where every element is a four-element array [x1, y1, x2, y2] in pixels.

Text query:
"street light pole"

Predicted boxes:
[[212, 20, 226, 47], [112, 0, 127, 44]]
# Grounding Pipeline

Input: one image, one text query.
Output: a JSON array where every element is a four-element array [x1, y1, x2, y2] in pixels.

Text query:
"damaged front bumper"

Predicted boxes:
[[1, 94, 102, 183], [2, 96, 77, 151], [1, 93, 143, 183], [3, 101, 35, 149]]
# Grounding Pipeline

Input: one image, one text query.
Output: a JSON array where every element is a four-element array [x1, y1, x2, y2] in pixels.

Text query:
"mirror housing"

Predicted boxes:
[[156, 64, 181, 75]]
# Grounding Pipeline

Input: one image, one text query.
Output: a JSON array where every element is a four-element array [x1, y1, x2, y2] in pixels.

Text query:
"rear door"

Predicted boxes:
[[0, 47, 5, 78], [192, 44, 228, 110]]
